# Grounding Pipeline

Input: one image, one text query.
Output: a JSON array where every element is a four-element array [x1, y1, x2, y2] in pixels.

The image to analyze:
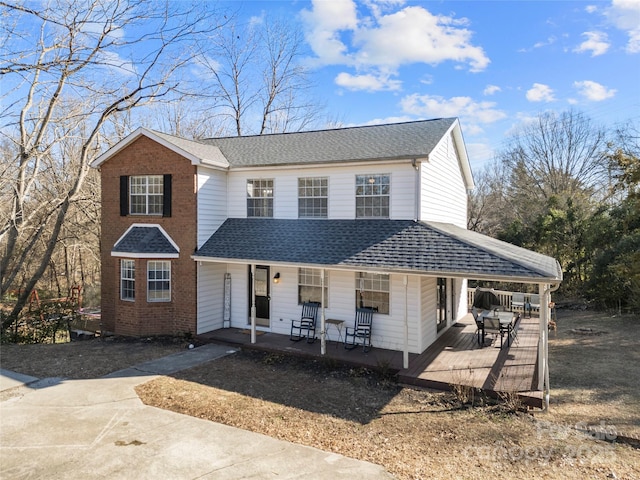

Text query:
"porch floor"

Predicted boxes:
[[197, 313, 543, 408]]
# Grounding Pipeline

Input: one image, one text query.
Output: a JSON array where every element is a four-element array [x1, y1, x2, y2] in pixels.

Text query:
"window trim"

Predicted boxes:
[[355, 272, 389, 314], [129, 175, 164, 216], [298, 177, 328, 218], [147, 260, 171, 303], [298, 268, 328, 306], [355, 174, 390, 218], [120, 259, 135, 301], [246, 178, 274, 218]]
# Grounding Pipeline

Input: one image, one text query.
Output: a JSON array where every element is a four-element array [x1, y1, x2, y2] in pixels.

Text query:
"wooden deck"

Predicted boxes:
[[197, 313, 543, 408]]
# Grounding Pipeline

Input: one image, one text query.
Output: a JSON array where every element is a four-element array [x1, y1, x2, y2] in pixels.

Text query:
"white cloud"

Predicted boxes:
[[335, 72, 402, 91], [351, 6, 489, 72], [574, 31, 610, 56], [400, 93, 506, 129], [605, 0, 640, 53], [301, 0, 489, 91], [573, 80, 617, 101], [526, 83, 556, 102], [300, 0, 359, 65], [585, 5, 599, 14], [483, 85, 501, 96]]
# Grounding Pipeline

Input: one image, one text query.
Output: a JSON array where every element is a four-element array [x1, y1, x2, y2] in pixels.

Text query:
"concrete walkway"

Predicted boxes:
[[0, 344, 394, 479]]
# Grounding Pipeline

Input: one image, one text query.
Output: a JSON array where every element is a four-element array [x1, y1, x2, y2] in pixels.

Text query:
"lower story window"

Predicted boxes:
[[148, 260, 171, 302], [355, 272, 389, 314], [298, 268, 328, 305], [120, 259, 135, 301]]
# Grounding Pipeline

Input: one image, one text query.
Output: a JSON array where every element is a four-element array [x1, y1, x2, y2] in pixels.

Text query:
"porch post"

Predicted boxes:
[[250, 264, 256, 344], [537, 283, 547, 392], [320, 269, 326, 355], [403, 275, 409, 369]]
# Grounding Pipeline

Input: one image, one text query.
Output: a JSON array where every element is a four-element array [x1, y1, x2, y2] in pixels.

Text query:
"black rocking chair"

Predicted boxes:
[[344, 308, 374, 352], [290, 302, 320, 343]]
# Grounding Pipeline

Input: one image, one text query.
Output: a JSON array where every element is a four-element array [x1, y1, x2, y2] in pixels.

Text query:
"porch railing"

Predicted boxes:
[[467, 288, 515, 311]]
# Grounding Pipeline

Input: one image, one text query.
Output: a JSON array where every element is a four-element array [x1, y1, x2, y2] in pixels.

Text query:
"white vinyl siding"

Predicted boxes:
[[197, 167, 228, 249], [197, 262, 226, 334], [226, 163, 416, 220], [420, 132, 467, 227]]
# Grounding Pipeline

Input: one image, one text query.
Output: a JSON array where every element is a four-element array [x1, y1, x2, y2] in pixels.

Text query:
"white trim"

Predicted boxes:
[[112, 252, 179, 259], [91, 127, 229, 169], [147, 260, 172, 303]]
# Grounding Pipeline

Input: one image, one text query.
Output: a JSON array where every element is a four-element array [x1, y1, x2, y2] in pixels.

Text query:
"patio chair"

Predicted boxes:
[[290, 302, 320, 343], [471, 307, 484, 345], [511, 292, 525, 314], [344, 308, 374, 352], [526, 294, 541, 318]]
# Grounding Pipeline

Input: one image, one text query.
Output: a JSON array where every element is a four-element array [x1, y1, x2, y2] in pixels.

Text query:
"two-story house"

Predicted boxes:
[[91, 118, 562, 365]]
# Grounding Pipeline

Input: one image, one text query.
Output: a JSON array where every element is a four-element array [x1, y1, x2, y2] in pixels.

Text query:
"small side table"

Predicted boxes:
[[325, 319, 345, 347]]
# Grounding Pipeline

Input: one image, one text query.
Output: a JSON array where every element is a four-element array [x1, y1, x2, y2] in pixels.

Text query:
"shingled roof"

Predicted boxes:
[[112, 225, 179, 258], [201, 118, 458, 167], [194, 219, 562, 283]]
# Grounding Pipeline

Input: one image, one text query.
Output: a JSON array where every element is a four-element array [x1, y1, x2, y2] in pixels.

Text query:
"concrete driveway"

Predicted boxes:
[[0, 344, 394, 479]]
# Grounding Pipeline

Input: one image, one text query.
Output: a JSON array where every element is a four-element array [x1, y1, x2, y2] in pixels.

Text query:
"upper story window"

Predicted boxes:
[[298, 268, 328, 305], [120, 174, 171, 217], [120, 259, 135, 301], [355, 174, 390, 218], [298, 177, 328, 218], [355, 272, 389, 314], [247, 179, 273, 217], [130, 175, 164, 215]]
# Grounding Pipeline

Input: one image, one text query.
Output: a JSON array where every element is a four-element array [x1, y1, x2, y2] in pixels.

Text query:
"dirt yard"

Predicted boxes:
[[2, 310, 639, 479]]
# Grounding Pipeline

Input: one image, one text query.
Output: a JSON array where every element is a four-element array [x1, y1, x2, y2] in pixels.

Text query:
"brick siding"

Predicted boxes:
[[99, 136, 197, 336]]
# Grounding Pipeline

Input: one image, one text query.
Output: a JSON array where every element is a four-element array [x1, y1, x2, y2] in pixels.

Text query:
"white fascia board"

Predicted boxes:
[[111, 252, 180, 259], [91, 127, 229, 170], [450, 120, 474, 191]]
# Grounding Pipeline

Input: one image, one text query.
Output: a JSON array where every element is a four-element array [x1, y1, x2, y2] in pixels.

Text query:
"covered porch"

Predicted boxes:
[[198, 311, 543, 408]]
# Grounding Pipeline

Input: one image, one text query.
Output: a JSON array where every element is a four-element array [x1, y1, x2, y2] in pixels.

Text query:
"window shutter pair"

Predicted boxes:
[[119, 174, 172, 217]]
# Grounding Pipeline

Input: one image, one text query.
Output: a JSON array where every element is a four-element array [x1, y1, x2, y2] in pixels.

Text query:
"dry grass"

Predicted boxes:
[[0, 336, 186, 379], [2, 310, 639, 479]]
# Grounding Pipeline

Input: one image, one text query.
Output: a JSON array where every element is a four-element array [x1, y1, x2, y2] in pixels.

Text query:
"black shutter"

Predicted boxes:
[[162, 174, 172, 217], [120, 176, 129, 216]]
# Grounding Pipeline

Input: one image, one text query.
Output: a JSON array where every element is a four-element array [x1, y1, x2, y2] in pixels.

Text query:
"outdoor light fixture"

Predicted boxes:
[[273, 272, 281, 283]]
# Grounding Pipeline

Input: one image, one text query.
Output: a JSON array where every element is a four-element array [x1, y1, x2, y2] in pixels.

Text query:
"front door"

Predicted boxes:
[[249, 265, 270, 327]]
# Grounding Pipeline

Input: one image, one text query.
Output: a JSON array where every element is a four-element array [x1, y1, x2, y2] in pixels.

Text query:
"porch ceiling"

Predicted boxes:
[[193, 219, 562, 283]]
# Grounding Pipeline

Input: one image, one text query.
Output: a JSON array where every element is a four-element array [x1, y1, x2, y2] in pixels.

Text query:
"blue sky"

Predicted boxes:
[[225, 0, 640, 170]]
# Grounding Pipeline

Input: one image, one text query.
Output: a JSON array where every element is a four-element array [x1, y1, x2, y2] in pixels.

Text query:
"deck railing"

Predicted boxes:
[[467, 288, 516, 311]]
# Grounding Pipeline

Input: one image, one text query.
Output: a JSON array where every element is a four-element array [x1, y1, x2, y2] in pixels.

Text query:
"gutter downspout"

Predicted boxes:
[[412, 159, 420, 221]]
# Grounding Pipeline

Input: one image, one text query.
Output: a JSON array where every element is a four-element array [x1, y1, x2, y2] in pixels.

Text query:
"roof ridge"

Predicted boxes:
[[200, 118, 457, 141]]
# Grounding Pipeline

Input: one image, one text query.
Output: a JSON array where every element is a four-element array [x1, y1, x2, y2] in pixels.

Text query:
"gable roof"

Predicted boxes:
[[90, 119, 473, 189], [111, 224, 180, 258], [193, 219, 562, 284], [91, 128, 229, 169], [201, 118, 461, 167]]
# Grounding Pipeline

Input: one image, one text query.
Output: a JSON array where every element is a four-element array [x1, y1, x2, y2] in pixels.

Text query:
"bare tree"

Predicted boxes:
[[196, 15, 323, 136], [0, 0, 220, 328]]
